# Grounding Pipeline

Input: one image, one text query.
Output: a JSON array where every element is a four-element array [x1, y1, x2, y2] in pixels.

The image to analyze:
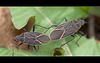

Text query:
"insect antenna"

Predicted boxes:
[[12, 40, 15, 56]]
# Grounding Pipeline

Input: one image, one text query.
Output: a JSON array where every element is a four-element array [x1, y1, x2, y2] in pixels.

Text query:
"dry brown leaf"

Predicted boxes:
[[0, 7, 35, 51]]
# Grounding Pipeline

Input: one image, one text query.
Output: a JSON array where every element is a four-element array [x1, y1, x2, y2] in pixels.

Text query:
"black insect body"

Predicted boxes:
[[12, 24, 53, 56], [15, 32, 50, 45], [50, 18, 86, 47]]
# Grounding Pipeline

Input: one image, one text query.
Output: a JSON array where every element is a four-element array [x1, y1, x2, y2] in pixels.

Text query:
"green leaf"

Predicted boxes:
[[67, 36, 100, 56], [89, 7, 100, 16], [28, 16, 35, 21], [1, 7, 99, 56], [78, 6, 90, 13], [10, 7, 36, 29]]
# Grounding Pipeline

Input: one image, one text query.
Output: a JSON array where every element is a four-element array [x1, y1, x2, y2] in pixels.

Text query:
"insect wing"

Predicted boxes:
[[36, 34, 50, 44], [62, 22, 78, 38], [50, 30, 64, 40], [24, 32, 50, 45]]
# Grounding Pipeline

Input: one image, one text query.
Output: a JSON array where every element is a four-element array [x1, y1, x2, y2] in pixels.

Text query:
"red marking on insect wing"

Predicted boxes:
[[77, 27, 81, 31], [20, 37, 25, 39], [35, 39, 43, 45], [66, 21, 73, 28], [56, 22, 76, 39], [75, 22, 82, 29], [55, 28, 64, 31], [62, 23, 68, 27], [65, 21, 73, 29], [61, 29, 77, 38], [76, 22, 79, 24], [35, 35, 50, 45], [70, 26, 72, 27], [71, 21, 74, 27], [66, 28, 77, 35], [25, 33, 32, 37], [60, 30, 65, 39], [69, 21, 78, 30], [28, 37, 31, 39], [65, 31, 69, 34], [35, 34, 45, 38]]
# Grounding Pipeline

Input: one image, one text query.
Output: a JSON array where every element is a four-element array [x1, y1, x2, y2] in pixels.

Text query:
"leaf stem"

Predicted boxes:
[[62, 39, 72, 56], [35, 8, 53, 25]]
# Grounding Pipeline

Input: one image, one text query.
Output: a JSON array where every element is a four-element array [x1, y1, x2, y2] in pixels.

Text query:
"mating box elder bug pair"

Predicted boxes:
[[12, 17, 86, 56]]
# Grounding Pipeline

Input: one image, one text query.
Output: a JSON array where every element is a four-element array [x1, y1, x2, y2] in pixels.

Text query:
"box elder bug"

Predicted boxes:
[[12, 24, 56, 56], [50, 17, 87, 48]]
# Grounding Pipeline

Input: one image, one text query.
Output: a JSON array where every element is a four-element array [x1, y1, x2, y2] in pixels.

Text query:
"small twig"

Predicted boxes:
[[36, 8, 72, 56], [35, 8, 53, 25], [62, 39, 72, 56]]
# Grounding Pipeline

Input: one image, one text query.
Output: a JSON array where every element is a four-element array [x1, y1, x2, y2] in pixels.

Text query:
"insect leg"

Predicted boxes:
[[38, 45, 39, 50], [12, 40, 15, 56], [16, 43, 23, 49], [75, 31, 84, 47], [33, 45, 38, 52], [33, 24, 35, 32], [34, 24, 58, 33], [34, 24, 49, 29], [78, 30, 84, 35], [57, 17, 68, 25], [27, 45, 30, 52], [60, 35, 75, 48], [43, 25, 58, 33]]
